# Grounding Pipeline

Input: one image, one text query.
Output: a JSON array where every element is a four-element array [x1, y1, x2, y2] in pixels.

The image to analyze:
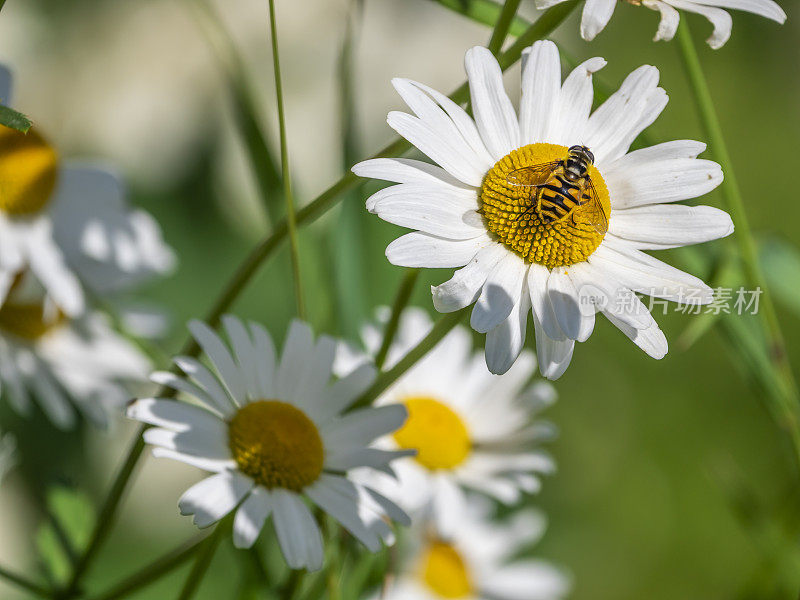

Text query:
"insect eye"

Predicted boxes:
[[568, 145, 582, 153]]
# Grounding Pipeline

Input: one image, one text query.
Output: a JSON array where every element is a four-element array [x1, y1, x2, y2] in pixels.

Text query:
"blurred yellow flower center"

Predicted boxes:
[[228, 400, 324, 491], [393, 397, 470, 470], [0, 300, 64, 340], [479, 143, 610, 269], [421, 541, 474, 598], [0, 126, 59, 216]]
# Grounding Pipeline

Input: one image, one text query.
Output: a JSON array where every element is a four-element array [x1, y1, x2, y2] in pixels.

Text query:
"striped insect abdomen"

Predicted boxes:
[[537, 172, 585, 223]]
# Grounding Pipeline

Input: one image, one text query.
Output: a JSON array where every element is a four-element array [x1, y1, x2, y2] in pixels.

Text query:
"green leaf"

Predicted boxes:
[[429, 0, 529, 36], [0, 104, 32, 133], [35, 486, 95, 584], [760, 236, 800, 319]]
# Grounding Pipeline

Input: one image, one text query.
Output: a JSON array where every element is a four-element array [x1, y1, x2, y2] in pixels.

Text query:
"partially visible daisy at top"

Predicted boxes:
[[0, 65, 175, 317], [337, 308, 557, 535], [375, 501, 569, 600], [538, 0, 786, 49], [128, 317, 411, 571], [354, 41, 733, 379], [0, 270, 149, 429]]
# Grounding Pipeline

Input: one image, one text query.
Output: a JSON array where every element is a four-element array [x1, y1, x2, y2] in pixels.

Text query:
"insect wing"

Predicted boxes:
[[577, 178, 609, 235], [506, 161, 560, 188]]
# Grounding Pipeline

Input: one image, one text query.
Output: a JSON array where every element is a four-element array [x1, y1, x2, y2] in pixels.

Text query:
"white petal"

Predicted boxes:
[[604, 310, 668, 359], [173, 356, 235, 416], [143, 427, 230, 460], [643, 0, 681, 42], [527, 263, 566, 341], [392, 78, 492, 176], [607, 140, 708, 169], [387, 111, 485, 187], [485, 284, 531, 375], [323, 405, 408, 454], [519, 41, 561, 145], [233, 487, 273, 549], [553, 57, 606, 145], [482, 561, 571, 600], [547, 267, 590, 341], [369, 183, 482, 239], [178, 471, 252, 528], [127, 398, 223, 433], [386, 232, 488, 268], [352, 157, 469, 189], [277, 320, 314, 402], [605, 157, 723, 209], [668, 0, 732, 48], [580, 0, 617, 40], [464, 46, 520, 160], [188, 320, 246, 405], [609, 204, 733, 249], [314, 363, 377, 422], [689, 0, 785, 22], [272, 489, 324, 571], [432, 243, 507, 313], [27, 230, 85, 317], [471, 253, 526, 333], [533, 314, 574, 380], [150, 371, 221, 415], [151, 448, 236, 472], [589, 241, 713, 304], [248, 321, 277, 398], [222, 315, 260, 400], [305, 475, 382, 552]]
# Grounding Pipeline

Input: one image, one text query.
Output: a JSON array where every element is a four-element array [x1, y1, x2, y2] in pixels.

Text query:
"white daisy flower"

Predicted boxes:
[[127, 317, 412, 572], [354, 41, 733, 379], [538, 0, 786, 49], [0, 271, 150, 429], [377, 502, 569, 600], [337, 308, 557, 535], [0, 65, 174, 315], [0, 431, 17, 486]]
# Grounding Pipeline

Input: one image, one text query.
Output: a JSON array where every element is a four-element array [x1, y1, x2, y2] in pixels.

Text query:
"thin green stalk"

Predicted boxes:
[[354, 309, 469, 410], [53, 7, 577, 596], [375, 269, 420, 369], [676, 21, 800, 466], [0, 0, 7, 13], [676, 23, 799, 401], [268, 0, 305, 319], [281, 569, 307, 600], [86, 537, 205, 600], [189, 0, 283, 226], [487, 0, 523, 55], [430, 0, 529, 36], [0, 564, 50, 598], [175, 526, 224, 600]]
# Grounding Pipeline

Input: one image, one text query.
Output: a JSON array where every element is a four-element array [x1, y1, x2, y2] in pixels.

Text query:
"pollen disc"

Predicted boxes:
[[228, 400, 325, 491], [0, 126, 59, 216], [479, 143, 610, 269]]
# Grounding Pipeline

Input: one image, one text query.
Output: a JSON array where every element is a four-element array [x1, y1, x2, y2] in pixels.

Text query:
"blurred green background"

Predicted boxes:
[[0, 0, 799, 598]]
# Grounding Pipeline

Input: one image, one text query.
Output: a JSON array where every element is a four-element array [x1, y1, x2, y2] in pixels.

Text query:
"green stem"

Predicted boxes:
[[86, 537, 205, 600], [189, 0, 283, 227], [175, 526, 224, 600], [281, 569, 306, 600], [487, 0, 522, 55], [375, 269, 420, 369], [430, 0, 529, 36], [53, 6, 578, 596], [354, 309, 469, 410], [676, 21, 800, 449], [268, 0, 305, 319], [0, 564, 50, 598]]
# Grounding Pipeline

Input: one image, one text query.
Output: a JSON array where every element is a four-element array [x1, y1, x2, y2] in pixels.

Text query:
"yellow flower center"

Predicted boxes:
[[393, 397, 470, 470], [479, 143, 610, 269], [0, 126, 59, 216], [421, 541, 474, 598], [0, 300, 65, 340], [228, 400, 324, 491]]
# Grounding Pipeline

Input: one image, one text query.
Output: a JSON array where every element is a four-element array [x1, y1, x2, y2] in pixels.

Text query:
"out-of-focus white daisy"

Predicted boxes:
[[538, 0, 785, 49], [337, 308, 557, 535], [376, 502, 569, 600], [127, 317, 412, 572], [354, 41, 733, 379], [0, 431, 17, 485], [0, 65, 174, 315], [0, 271, 150, 429]]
